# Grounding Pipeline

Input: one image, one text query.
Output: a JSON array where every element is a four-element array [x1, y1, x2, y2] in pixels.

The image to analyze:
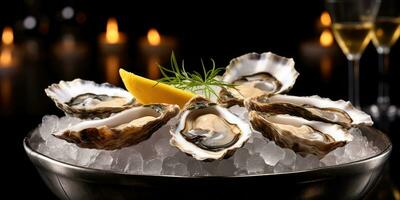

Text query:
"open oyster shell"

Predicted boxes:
[[54, 104, 179, 150], [218, 52, 299, 107], [245, 94, 373, 127], [170, 96, 252, 161], [249, 111, 353, 157], [45, 79, 138, 119]]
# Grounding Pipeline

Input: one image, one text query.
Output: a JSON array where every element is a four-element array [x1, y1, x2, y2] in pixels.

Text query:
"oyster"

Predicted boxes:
[[54, 104, 179, 150], [245, 94, 373, 127], [45, 79, 138, 119], [249, 111, 353, 157], [218, 52, 299, 107], [170, 96, 252, 160]]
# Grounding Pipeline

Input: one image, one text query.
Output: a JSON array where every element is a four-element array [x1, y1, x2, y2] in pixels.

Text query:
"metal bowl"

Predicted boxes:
[[24, 126, 391, 200]]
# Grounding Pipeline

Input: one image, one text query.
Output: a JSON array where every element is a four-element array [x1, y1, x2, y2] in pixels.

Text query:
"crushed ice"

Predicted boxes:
[[31, 105, 381, 176]]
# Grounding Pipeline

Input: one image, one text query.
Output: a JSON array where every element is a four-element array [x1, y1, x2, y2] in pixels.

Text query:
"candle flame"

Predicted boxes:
[[106, 17, 120, 44], [0, 48, 12, 66], [2, 26, 13, 45], [320, 30, 334, 47], [320, 11, 332, 27], [147, 28, 161, 46]]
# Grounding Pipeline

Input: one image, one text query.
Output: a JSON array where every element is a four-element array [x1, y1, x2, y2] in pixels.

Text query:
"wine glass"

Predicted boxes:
[[325, 0, 381, 108], [366, 0, 400, 119]]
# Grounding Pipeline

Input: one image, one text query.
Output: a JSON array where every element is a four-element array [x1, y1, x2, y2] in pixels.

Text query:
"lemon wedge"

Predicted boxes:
[[119, 68, 195, 108]]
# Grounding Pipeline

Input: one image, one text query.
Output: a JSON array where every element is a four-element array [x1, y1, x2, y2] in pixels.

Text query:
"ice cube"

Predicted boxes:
[[58, 144, 79, 163], [143, 158, 163, 175], [173, 163, 189, 176], [246, 154, 266, 174], [174, 151, 190, 165], [187, 159, 208, 176], [111, 147, 140, 172], [294, 155, 308, 171], [161, 157, 180, 175], [161, 157, 188, 176], [216, 159, 236, 176], [249, 137, 267, 155], [201, 161, 220, 176], [320, 152, 336, 166], [259, 142, 285, 166], [57, 116, 82, 131], [279, 148, 296, 167], [233, 148, 250, 169], [124, 153, 144, 174], [345, 140, 363, 160], [76, 148, 100, 167], [89, 151, 114, 170], [134, 139, 158, 160], [304, 154, 321, 169], [155, 137, 179, 158], [273, 163, 292, 173], [39, 115, 59, 140]]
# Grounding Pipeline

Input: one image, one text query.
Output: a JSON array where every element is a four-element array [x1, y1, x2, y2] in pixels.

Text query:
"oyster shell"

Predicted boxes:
[[245, 94, 373, 127], [218, 52, 299, 107], [170, 96, 252, 160], [45, 79, 138, 119], [54, 104, 179, 150], [249, 111, 353, 157]]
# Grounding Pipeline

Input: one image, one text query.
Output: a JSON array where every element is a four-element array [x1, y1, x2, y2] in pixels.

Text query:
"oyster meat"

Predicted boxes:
[[249, 111, 353, 157], [218, 52, 299, 107], [45, 79, 138, 119], [245, 94, 373, 127], [170, 96, 252, 160], [54, 104, 179, 150]]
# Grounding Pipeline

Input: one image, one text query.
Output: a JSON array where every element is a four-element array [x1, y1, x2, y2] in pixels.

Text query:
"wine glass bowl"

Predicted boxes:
[[366, 0, 400, 120], [372, 17, 400, 54], [325, 0, 381, 108]]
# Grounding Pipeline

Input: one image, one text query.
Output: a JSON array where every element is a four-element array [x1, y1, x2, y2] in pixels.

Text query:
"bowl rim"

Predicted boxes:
[[23, 126, 392, 179]]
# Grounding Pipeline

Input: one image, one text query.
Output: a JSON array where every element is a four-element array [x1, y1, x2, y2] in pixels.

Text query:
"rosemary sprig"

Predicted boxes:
[[157, 52, 235, 99]]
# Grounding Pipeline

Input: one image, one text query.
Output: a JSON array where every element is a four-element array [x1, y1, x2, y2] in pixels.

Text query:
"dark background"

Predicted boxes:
[[1, 0, 400, 199]]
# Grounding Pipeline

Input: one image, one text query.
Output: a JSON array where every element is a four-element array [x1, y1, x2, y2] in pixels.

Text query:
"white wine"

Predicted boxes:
[[332, 23, 373, 60], [372, 17, 400, 52]]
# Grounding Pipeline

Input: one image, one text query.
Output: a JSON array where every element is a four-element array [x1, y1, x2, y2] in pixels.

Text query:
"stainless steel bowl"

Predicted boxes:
[[24, 126, 391, 200]]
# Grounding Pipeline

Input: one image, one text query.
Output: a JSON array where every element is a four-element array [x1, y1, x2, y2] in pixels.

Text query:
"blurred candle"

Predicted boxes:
[[105, 55, 120, 85], [0, 27, 17, 113], [0, 26, 18, 70], [139, 28, 176, 79], [300, 11, 337, 81], [0, 77, 12, 113], [53, 34, 88, 79], [99, 17, 127, 85]]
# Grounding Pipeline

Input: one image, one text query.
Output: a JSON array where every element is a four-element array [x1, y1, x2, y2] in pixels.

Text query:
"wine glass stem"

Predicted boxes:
[[377, 52, 390, 106], [349, 58, 360, 108]]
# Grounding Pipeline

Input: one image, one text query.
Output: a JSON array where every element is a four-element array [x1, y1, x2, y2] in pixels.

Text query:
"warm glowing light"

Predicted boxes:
[[105, 55, 120, 85], [147, 29, 161, 46], [147, 57, 160, 79], [320, 11, 332, 27], [0, 78, 12, 112], [106, 18, 120, 44], [320, 30, 334, 47], [2, 27, 14, 45], [394, 187, 400, 200], [320, 56, 332, 80], [0, 49, 12, 66]]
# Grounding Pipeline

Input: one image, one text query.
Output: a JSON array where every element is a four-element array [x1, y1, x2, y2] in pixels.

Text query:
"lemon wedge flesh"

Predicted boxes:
[[119, 68, 195, 108]]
